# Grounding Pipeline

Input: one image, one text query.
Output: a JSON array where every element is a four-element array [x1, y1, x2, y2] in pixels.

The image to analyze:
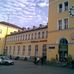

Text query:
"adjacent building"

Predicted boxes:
[[47, 0, 74, 61], [5, 25, 48, 58], [0, 21, 22, 55]]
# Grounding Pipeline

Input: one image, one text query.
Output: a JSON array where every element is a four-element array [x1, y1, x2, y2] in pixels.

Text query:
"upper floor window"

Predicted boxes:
[[23, 34, 26, 40], [38, 32, 40, 39], [46, 31, 48, 38], [35, 33, 37, 39], [58, 19, 62, 30], [64, 18, 68, 29], [59, 3, 62, 12], [25, 34, 27, 40], [28, 34, 30, 40], [31, 33, 33, 39], [42, 31, 44, 38], [64, 1, 68, 11]]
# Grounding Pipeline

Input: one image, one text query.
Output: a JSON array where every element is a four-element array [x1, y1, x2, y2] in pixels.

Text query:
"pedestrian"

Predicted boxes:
[[41, 56, 44, 65], [34, 57, 37, 64], [10, 55, 12, 59], [72, 60, 74, 69], [36, 57, 40, 64]]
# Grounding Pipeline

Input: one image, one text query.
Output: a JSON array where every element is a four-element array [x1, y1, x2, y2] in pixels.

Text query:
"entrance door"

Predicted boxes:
[[59, 38, 68, 62]]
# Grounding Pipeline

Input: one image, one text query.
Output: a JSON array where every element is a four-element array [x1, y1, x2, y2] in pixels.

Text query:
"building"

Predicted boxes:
[[47, 0, 74, 61], [5, 25, 48, 59], [0, 21, 22, 55]]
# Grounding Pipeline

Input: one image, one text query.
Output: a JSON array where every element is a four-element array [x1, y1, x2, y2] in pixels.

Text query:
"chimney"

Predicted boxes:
[[22, 27, 26, 31], [10, 32, 13, 34], [39, 24, 44, 28], [33, 26, 36, 29], [27, 27, 30, 30]]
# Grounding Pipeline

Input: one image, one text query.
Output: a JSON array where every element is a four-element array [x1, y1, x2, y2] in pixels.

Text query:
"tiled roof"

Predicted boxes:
[[0, 21, 22, 29]]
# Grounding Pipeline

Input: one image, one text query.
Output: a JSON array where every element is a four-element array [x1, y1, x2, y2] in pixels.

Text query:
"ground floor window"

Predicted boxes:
[[35, 45, 38, 57], [22, 45, 25, 56], [28, 45, 31, 56], [17, 46, 20, 55]]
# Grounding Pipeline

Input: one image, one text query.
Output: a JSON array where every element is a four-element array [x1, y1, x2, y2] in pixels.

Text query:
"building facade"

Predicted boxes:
[[5, 25, 48, 59], [0, 21, 22, 55], [47, 0, 74, 61]]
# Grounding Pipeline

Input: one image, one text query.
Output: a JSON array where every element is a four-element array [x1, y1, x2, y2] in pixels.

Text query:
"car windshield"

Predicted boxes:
[[1, 56, 10, 60]]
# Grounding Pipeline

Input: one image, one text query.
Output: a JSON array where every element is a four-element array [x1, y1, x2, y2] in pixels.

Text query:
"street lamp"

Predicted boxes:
[[3, 13, 10, 55]]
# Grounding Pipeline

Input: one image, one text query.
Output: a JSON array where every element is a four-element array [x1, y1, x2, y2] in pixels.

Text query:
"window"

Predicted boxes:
[[9, 46, 11, 55], [28, 45, 31, 56], [20, 35, 22, 41], [42, 44, 47, 57], [59, 4, 62, 12], [64, 1, 68, 11], [23, 35, 24, 40], [42, 31, 44, 38], [13, 46, 15, 55], [38, 32, 40, 39], [17, 46, 20, 55], [26, 34, 27, 40], [35, 45, 38, 57], [18, 35, 20, 41], [58, 20, 62, 30], [46, 31, 48, 38], [34, 33, 37, 39], [22, 45, 25, 55], [31, 33, 33, 39], [64, 18, 68, 29], [28, 34, 30, 40]]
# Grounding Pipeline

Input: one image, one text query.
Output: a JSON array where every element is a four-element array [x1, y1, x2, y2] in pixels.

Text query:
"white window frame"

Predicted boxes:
[[64, 0, 69, 11], [57, 0, 69, 13], [63, 17, 69, 29], [57, 19, 63, 30], [57, 3, 63, 13]]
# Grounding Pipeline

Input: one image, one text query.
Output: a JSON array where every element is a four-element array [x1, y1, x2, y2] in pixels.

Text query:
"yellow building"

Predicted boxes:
[[0, 21, 22, 55], [5, 25, 48, 59], [47, 0, 74, 61]]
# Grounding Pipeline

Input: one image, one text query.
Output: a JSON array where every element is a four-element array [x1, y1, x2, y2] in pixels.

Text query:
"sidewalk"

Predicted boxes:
[[46, 61, 73, 69]]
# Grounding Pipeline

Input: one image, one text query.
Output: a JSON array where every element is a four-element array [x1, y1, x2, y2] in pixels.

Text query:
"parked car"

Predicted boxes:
[[0, 56, 14, 65], [0, 57, 3, 64]]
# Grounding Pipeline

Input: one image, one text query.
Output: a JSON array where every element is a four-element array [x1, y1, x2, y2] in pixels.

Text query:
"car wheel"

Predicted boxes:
[[5, 62, 9, 65]]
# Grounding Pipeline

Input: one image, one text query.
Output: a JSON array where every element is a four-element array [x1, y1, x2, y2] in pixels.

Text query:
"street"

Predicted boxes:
[[0, 60, 74, 74]]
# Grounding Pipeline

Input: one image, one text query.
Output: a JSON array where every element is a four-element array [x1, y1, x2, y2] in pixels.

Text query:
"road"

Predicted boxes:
[[0, 60, 74, 74]]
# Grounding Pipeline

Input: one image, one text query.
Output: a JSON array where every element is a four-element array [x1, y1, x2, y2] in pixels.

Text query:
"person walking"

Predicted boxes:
[[41, 56, 44, 65], [34, 57, 37, 64]]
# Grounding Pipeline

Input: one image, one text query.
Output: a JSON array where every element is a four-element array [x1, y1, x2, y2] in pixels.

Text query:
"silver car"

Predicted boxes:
[[0, 56, 14, 65]]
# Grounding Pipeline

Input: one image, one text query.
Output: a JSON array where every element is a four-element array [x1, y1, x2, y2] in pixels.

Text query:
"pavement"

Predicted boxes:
[[0, 60, 74, 74]]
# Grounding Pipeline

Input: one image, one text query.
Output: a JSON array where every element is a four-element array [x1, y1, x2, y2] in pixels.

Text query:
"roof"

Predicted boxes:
[[6, 25, 48, 36], [0, 21, 22, 29]]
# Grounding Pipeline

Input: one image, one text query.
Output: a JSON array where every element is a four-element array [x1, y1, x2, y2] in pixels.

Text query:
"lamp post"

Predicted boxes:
[[3, 13, 10, 55]]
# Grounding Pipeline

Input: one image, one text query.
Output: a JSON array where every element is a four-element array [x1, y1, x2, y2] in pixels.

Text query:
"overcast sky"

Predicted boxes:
[[0, 0, 49, 28]]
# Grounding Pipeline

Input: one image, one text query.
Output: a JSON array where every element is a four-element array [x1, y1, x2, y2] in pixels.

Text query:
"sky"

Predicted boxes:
[[0, 0, 49, 28]]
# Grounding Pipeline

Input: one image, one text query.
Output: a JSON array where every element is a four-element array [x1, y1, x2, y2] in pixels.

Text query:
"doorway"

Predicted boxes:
[[59, 38, 68, 62]]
